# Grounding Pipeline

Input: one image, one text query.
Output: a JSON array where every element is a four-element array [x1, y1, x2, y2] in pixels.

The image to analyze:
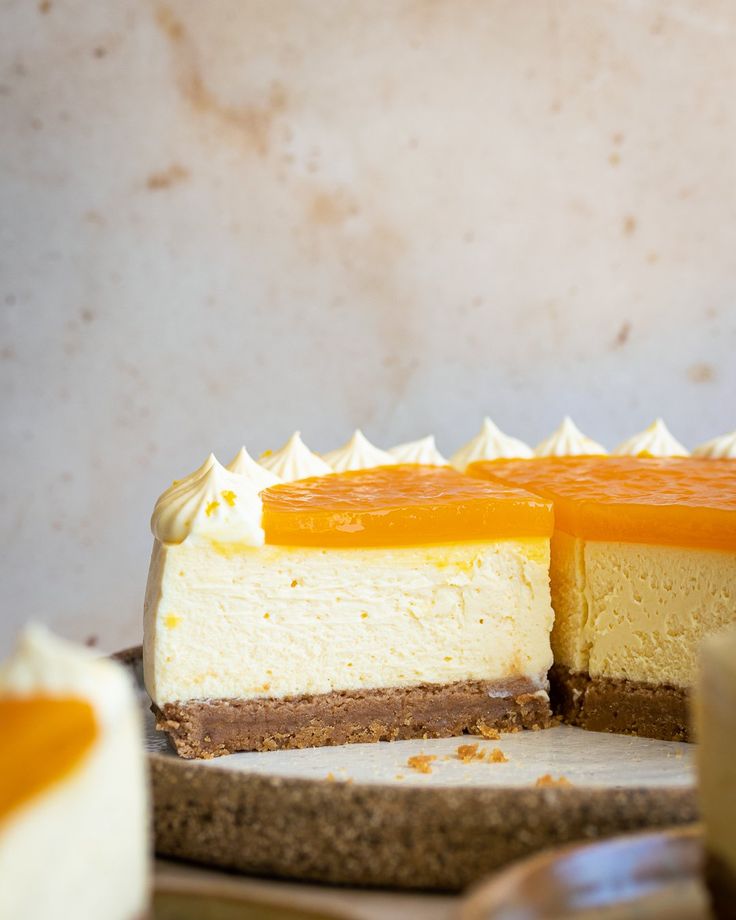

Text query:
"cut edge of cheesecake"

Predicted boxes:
[[144, 465, 556, 757]]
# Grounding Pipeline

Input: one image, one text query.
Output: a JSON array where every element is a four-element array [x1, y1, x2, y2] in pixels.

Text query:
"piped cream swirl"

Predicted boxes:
[[226, 446, 283, 489], [151, 459, 265, 545], [451, 418, 533, 471], [693, 430, 736, 459], [535, 417, 607, 457], [322, 430, 396, 472], [259, 432, 333, 481], [614, 419, 689, 457], [156, 453, 216, 506], [389, 435, 448, 466]]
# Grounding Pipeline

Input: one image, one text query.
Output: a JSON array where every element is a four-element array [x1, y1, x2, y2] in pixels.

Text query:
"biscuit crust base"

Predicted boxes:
[[154, 677, 553, 759], [550, 664, 691, 742]]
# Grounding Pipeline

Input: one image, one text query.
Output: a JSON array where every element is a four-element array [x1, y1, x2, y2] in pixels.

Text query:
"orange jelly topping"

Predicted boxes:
[[469, 457, 736, 551], [262, 464, 553, 547], [0, 695, 97, 822]]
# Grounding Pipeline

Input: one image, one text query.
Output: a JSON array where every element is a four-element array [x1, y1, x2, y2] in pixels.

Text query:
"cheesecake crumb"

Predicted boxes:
[[535, 774, 572, 787], [456, 743, 480, 762], [476, 722, 501, 740], [395, 774, 405, 781], [326, 772, 336, 782], [407, 754, 436, 774], [456, 743, 508, 764]]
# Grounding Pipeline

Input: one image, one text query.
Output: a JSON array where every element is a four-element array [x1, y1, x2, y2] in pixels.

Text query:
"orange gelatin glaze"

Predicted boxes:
[[262, 464, 553, 547], [0, 696, 97, 822], [469, 457, 736, 552]]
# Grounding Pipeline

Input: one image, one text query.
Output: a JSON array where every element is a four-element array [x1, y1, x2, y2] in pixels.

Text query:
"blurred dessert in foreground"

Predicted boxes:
[[0, 627, 149, 920], [695, 626, 736, 920]]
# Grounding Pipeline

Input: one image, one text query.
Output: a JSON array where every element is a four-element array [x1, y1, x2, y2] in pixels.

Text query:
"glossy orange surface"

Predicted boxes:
[[0, 696, 97, 822], [262, 464, 553, 547], [469, 457, 736, 551]]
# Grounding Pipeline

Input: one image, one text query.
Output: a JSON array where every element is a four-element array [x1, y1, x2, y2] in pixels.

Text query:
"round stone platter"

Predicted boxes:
[[118, 649, 698, 890]]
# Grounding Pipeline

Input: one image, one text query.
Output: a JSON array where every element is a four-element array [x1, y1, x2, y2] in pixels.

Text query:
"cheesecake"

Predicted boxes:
[[695, 625, 736, 919], [470, 456, 736, 741], [144, 460, 555, 758], [0, 627, 149, 920]]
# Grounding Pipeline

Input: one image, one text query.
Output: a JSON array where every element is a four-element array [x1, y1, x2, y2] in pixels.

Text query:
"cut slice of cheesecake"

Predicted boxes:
[[470, 456, 736, 741], [695, 625, 736, 919], [144, 463, 555, 758], [0, 627, 149, 920]]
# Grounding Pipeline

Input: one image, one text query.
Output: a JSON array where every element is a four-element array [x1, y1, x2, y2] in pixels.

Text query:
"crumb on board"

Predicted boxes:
[[476, 722, 501, 740], [456, 744, 509, 764], [407, 754, 437, 774], [456, 743, 480, 762], [535, 774, 572, 787], [326, 772, 353, 784], [395, 774, 404, 781]]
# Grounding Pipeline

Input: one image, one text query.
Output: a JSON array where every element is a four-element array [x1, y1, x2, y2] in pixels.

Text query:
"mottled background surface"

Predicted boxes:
[[1, 0, 735, 652]]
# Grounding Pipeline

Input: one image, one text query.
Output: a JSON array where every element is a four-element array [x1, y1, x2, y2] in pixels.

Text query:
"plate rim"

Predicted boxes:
[[458, 824, 704, 920]]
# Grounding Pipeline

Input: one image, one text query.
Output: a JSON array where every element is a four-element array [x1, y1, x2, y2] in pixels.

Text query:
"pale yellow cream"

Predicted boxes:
[[550, 532, 736, 687], [144, 538, 554, 706]]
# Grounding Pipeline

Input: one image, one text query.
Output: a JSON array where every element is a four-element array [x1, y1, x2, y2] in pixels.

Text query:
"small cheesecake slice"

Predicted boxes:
[[695, 626, 736, 919], [470, 456, 736, 741], [0, 627, 149, 920], [144, 464, 555, 758]]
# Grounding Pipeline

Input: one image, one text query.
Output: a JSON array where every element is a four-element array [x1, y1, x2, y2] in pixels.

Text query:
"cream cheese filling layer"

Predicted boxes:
[[144, 539, 554, 706], [550, 532, 736, 687]]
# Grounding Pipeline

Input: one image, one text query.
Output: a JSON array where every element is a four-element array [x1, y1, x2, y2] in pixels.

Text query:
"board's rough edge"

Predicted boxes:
[[149, 754, 698, 890]]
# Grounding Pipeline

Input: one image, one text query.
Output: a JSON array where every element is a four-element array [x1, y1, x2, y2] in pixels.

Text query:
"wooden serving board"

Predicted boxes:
[[119, 649, 698, 890]]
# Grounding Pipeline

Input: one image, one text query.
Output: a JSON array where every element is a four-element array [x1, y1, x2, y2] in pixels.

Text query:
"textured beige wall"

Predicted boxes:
[[1, 0, 735, 652]]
